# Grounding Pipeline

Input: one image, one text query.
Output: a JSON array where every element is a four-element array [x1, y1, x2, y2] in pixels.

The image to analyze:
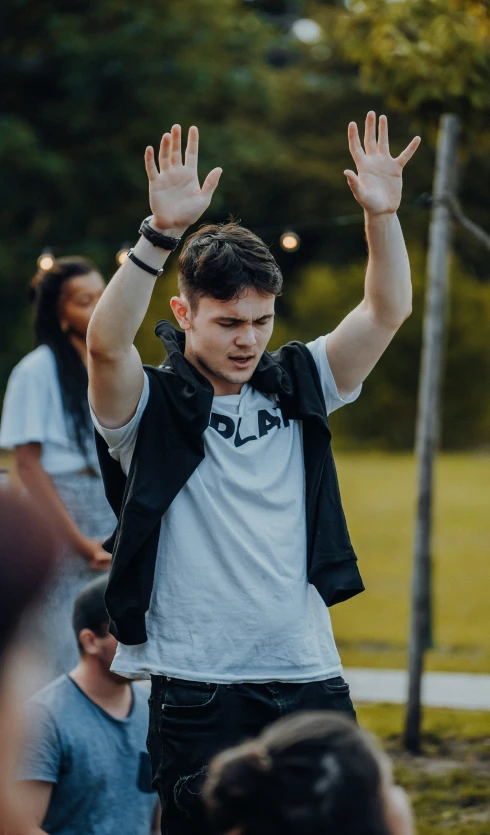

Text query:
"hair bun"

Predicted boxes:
[[215, 741, 273, 789], [244, 743, 273, 772], [205, 741, 275, 830]]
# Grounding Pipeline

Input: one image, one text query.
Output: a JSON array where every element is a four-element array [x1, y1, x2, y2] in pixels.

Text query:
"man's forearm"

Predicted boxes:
[[364, 211, 412, 328], [87, 222, 182, 358]]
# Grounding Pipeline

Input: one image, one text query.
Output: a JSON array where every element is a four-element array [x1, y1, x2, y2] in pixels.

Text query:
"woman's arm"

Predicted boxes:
[[15, 444, 110, 569]]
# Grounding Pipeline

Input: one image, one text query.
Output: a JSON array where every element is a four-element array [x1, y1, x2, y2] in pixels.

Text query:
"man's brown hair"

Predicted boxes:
[[178, 222, 283, 313]]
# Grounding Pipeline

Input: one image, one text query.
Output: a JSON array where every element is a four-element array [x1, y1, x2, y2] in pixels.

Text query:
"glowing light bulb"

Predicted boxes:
[[280, 231, 300, 252], [291, 18, 323, 45], [116, 246, 130, 266], [37, 251, 54, 271]]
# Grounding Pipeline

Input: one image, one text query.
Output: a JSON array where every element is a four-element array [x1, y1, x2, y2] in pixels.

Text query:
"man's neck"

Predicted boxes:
[[69, 662, 132, 720], [183, 344, 244, 396]]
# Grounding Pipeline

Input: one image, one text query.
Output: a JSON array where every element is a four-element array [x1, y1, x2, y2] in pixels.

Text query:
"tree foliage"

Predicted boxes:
[[285, 245, 490, 449], [337, 0, 490, 121]]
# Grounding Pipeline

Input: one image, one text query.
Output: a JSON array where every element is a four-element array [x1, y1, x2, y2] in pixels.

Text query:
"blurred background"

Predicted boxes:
[[3, 0, 490, 450], [1, 1, 489, 830]]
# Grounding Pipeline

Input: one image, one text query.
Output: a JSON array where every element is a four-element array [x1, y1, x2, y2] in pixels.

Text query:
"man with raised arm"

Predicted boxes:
[[87, 113, 420, 835]]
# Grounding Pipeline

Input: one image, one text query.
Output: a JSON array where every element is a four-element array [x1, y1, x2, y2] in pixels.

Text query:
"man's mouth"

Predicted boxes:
[[229, 355, 255, 368]]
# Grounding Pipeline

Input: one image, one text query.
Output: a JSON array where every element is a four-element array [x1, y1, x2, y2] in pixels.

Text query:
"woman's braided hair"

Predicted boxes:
[[30, 256, 99, 463]]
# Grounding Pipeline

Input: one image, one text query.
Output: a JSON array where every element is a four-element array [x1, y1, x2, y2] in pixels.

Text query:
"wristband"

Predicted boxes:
[[139, 216, 182, 251], [127, 249, 164, 277]]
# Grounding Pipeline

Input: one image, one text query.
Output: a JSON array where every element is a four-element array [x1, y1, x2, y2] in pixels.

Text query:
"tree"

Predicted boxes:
[[336, 0, 490, 118], [338, 0, 490, 750], [335, 0, 490, 269], [406, 114, 460, 753]]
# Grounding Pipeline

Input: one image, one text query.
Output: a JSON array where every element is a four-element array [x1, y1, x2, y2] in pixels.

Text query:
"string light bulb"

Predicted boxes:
[[116, 244, 131, 266], [37, 249, 55, 271], [280, 231, 301, 252], [291, 18, 323, 45]]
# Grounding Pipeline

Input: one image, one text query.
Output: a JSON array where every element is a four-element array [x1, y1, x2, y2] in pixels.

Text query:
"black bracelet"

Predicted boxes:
[[138, 216, 182, 251], [127, 249, 164, 277]]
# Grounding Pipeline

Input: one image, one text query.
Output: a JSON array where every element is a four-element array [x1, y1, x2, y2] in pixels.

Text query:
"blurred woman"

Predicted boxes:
[[0, 257, 115, 679], [204, 711, 414, 835]]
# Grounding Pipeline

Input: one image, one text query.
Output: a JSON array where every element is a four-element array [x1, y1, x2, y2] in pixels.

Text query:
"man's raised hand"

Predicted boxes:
[[144, 125, 222, 235], [344, 112, 421, 216]]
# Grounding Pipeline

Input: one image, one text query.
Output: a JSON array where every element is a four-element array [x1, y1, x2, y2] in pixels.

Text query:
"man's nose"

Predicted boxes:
[[235, 326, 256, 348]]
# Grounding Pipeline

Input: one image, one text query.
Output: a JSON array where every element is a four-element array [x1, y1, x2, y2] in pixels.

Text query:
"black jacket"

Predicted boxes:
[[95, 321, 364, 645]]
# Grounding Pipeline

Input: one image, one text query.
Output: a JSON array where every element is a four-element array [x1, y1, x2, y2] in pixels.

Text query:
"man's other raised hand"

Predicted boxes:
[[344, 111, 421, 217], [144, 125, 223, 236]]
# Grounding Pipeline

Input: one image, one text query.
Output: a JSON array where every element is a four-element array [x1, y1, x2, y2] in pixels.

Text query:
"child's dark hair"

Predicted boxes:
[[30, 256, 100, 463], [178, 222, 283, 313], [204, 711, 391, 835]]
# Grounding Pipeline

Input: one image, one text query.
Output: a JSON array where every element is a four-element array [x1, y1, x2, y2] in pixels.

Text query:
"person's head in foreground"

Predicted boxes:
[[0, 489, 59, 832], [204, 711, 414, 835], [72, 575, 125, 682], [171, 221, 283, 394]]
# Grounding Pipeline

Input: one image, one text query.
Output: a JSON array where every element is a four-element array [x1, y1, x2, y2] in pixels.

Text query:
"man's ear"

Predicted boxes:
[[78, 628, 98, 656], [170, 295, 192, 330]]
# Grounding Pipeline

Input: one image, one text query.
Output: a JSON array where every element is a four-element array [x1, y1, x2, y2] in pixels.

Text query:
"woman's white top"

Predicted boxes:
[[0, 345, 100, 476]]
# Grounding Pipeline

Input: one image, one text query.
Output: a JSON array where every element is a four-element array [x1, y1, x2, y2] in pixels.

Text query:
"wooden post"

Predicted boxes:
[[404, 113, 460, 753]]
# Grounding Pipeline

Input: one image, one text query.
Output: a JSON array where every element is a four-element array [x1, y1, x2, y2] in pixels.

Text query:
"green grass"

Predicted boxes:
[[357, 704, 490, 741], [331, 453, 490, 674], [358, 704, 490, 835]]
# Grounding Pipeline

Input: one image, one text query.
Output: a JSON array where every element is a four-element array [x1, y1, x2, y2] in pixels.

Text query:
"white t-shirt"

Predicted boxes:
[[0, 345, 100, 476], [90, 335, 361, 683]]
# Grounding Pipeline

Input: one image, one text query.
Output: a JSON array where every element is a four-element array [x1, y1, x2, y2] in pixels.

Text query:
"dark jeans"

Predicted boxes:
[[147, 675, 356, 835]]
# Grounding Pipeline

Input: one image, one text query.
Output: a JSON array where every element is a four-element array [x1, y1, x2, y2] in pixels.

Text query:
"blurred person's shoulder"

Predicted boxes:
[[28, 677, 149, 723], [26, 674, 97, 729], [9, 345, 56, 381], [23, 675, 77, 744], [27, 674, 76, 715]]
